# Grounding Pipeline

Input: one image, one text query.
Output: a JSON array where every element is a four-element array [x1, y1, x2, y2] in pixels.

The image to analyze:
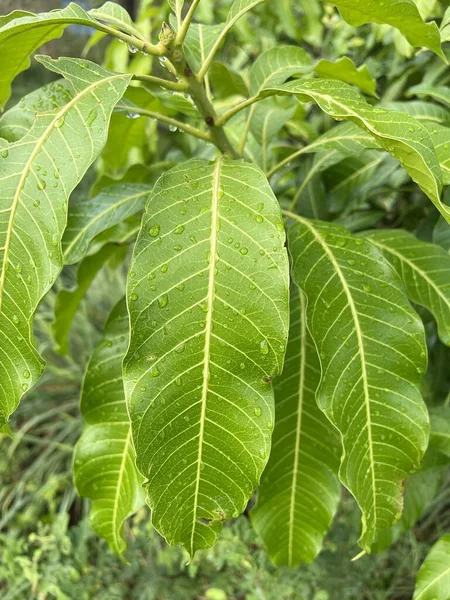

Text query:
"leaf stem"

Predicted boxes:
[[94, 22, 165, 56], [176, 0, 202, 45], [215, 95, 261, 127], [132, 73, 188, 92], [115, 104, 212, 142]]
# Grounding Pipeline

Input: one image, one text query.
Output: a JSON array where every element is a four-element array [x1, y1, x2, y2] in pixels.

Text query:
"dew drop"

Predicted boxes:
[[259, 339, 269, 355], [22, 383, 29, 392], [149, 224, 160, 237], [1, 149, 9, 159], [150, 366, 160, 377], [130, 292, 138, 301], [37, 179, 46, 190], [174, 224, 185, 235], [158, 294, 168, 308], [54, 116, 65, 129], [160, 263, 168, 273], [240, 247, 248, 255], [23, 370, 30, 379]]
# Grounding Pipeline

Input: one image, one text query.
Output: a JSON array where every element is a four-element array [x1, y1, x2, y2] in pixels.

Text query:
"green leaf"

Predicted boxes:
[[249, 46, 313, 96], [287, 216, 429, 551], [0, 3, 123, 109], [62, 184, 149, 265], [414, 534, 450, 599], [0, 56, 131, 426], [74, 298, 143, 556], [364, 230, 450, 346], [322, 0, 444, 59], [53, 245, 121, 355], [427, 406, 450, 464], [89, 1, 143, 39], [168, 0, 185, 28], [252, 285, 340, 567], [382, 101, 450, 125], [424, 122, 450, 184], [441, 6, 450, 44], [261, 79, 446, 221], [0, 80, 73, 142], [183, 23, 223, 74], [408, 84, 450, 109], [209, 62, 249, 99], [123, 158, 289, 555], [315, 57, 377, 97]]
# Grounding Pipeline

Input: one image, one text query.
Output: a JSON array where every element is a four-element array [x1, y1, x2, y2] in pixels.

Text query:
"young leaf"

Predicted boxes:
[[89, 1, 143, 39], [53, 245, 121, 355], [62, 184, 149, 265], [315, 57, 377, 97], [0, 56, 131, 426], [364, 230, 450, 346], [322, 0, 444, 59], [123, 158, 289, 556], [183, 23, 223, 74], [261, 80, 446, 221], [74, 298, 143, 557], [287, 216, 429, 552], [413, 534, 450, 600], [252, 285, 340, 567]]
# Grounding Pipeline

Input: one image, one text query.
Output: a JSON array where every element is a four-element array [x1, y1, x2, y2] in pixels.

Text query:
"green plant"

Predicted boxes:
[[1, 0, 450, 593]]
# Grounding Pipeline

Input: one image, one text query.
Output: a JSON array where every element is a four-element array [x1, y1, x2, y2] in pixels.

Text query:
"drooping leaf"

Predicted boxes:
[[0, 56, 131, 426], [287, 216, 429, 552], [364, 230, 450, 346], [424, 122, 450, 184], [408, 84, 450, 108], [53, 245, 122, 355], [413, 534, 450, 599], [74, 298, 143, 556], [0, 80, 73, 142], [321, 0, 444, 59], [252, 285, 340, 567], [441, 6, 450, 43], [209, 62, 249, 99], [123, 158, 289, 555], [63, 184, 149, 265], [315, 57, 377, 97], [261, 79, 446, 221], [0, 3, 130, 109]]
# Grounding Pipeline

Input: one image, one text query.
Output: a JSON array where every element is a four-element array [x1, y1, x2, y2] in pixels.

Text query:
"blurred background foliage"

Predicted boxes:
[[1, 0, 450, 598]]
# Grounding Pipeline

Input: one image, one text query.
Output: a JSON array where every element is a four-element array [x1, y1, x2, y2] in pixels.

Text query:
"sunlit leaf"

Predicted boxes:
[[414, 534, 450, 599], [315, 57, 377, 97]]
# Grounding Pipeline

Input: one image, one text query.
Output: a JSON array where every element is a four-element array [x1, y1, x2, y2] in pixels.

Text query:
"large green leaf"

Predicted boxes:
[[425, 122, 450, 184], [364, 230, 450, 346], [414, 534, 450, 599], [321, 0, 444, 58], [261, 80, 446, 221], [249, 46, 313, 96], [123, 158, 289, 555], [63, 183, 149, 265], [0, 3, 131, 109], [382, 101, 450, 126], [408, 84, 450, 109], [252, 285, 340, 567], [0, 56, 131, 426], [74, 298, 143, 556], [287, 216, 429, 552], [315, 57, 377, 97]]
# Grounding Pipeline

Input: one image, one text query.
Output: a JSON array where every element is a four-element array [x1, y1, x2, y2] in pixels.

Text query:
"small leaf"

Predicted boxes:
[[123, 158, 289, 556], [315, 57, 377, 97], [90, 1, 143, 39], [0, 56, 131, 426], [322, 0, 444, 59], [261, 79, 446, 221], [288, 216, 429, 551], [63, 183, 149, 265], [364, 230, 450, 345], [252, 285, 340, 567], [413, 534, 450, 599], [74, 298, 143, 556], [53, 245, 121, 355]]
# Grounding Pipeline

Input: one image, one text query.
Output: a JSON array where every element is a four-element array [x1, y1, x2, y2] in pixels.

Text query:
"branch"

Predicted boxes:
[[132, 74, 188, 92], [215, 95, 262, 127], [116, 105, 212, 142], [95, 23, 165, 56], [176, 0, 202, 45]]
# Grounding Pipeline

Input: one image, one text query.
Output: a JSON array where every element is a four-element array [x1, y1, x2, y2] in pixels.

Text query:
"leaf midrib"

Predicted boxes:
[[0, 72, 125, 314], [190, 156, 222, 554]]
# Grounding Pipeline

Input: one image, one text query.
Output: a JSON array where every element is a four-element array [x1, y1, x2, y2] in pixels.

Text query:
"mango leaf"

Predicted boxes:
[[123, 158, 289, 555], [364, 230, 450, 346], [413, 534, 450, 599], [74, 298, 143, 556], [0, 56, 131, 426], [209, 63, 248, 99], [382, 101, 450, 125], [424, 122, 450, 184], [408, 84, 450, 109], [427, 406, 450, 464], [287, 216, 429, 552], [249, 46, 313, 96], [321, 0, 444, 59], [0, 80, 73, 142], [183, 23, 223, 74], [315, 57, 377, 97], [252, 285, 340, 566], [0, 2, 130, 109], [53, 245, 121, 355], [261, 79, 446, 221], [63, 184, 149, 265], [168, 0, 185, 28], [441, 6, 450, 44], [90, 1, 144, 39]]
